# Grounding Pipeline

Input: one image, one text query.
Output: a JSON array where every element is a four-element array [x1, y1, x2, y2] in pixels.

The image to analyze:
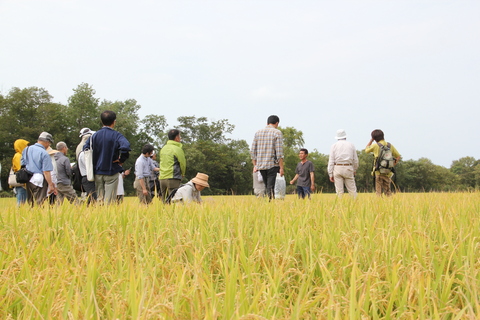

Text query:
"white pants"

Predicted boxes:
[[333, 166, 357, 199]]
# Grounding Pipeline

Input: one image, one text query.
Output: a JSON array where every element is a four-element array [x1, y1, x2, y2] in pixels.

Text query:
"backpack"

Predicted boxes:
[[375, 142, 395, 174], [71, 163, 83, 192], [165, 184, 185, 204]]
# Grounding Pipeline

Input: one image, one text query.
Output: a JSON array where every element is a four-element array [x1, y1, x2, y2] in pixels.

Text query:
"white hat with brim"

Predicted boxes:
[[79, 128, 94, 137], [192, 173, 209, 188], [335, 129, 347, 140]]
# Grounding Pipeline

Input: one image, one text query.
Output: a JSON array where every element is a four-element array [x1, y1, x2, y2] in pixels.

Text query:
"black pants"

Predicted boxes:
[[81, 176, 97, 204], [260, 167, 280, 200]]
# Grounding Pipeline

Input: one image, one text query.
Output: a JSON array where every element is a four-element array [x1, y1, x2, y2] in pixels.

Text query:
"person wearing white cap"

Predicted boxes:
[[171, 173, 209, 203], [76, 128, 95, 160], [21, 132, 57, 206], [328, 129, 359, 199]]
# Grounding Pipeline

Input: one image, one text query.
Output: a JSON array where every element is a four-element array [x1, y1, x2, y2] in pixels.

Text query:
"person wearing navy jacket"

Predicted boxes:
[[84, 110, 130, 205]]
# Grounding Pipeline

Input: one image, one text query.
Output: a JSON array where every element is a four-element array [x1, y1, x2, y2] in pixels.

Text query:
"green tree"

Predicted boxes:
[[279, 126, 305, 185], [138, 114, 169, 148], [177, 116, 234, 144], [450, 156, 479, 189]]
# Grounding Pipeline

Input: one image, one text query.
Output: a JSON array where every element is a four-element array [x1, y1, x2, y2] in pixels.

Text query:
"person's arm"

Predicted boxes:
[[44, 171, 57, 195], [250, 136, 258, 172], [327, 145, 335, 179], [290, 174, 299, 185], [310, 171, 315, 191], [138, 178, 149, 196], [278, 158, 284, 177]]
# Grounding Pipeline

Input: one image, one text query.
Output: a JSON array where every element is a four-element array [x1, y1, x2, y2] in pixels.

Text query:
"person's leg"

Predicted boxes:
[[265, 167, 279, 200], [82, 177, 97, 204], [95, 174, 105, 204], [343, 167, 358, 199], [15, 186, 27, 206], [296, 186, 304, 199], [303, 186, 311, 199], [155, 179, 161, 198], [375, 175, 382, 196], [103, 173, 119, 205], [58, 184, 78, 204], [34, 179, 48, 206], [383, 175, 392, 196], [26, 182, 35, 207], [333, 167, 345, 198]]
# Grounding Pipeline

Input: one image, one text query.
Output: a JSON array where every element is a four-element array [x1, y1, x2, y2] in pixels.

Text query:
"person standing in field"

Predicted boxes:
[[11, 139, 29, 206], [83, 110, 131, 205], [250, 115, 284, 200], [134, 144, 159, 205], [289, 148, 315, 199], [54, 141, 78, 204], [159, 129, 186, 203], [328, 129, 359, 199], [76, 128, 94, 160], [21, 132, 57, 206], [365, 129, 401, 196]]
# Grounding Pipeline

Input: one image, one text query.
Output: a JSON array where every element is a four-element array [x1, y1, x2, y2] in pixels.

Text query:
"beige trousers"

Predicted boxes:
[[375, 174, 392, 196], [333, 165, 357, 199]]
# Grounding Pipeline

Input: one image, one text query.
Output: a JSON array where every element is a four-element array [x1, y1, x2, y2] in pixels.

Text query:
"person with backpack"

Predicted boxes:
[[365, 129, 401, 196]]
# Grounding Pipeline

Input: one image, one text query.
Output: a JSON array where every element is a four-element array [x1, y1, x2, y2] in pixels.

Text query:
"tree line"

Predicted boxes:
[[1, 84, 479, 196]]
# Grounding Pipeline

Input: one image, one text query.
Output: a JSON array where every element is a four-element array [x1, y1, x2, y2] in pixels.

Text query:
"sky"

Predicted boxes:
[[1, 0, 479, 168]]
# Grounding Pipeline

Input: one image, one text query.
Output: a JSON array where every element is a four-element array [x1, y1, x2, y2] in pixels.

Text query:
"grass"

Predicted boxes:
[[0, 193, 479, 319]]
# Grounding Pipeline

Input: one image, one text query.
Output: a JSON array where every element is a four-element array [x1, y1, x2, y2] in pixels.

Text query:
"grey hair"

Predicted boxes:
[[56, 141, 67, 151]]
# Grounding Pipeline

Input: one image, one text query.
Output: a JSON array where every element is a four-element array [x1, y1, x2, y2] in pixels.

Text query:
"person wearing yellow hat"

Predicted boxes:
[[11, 139, 29, 205], [171, 173, 209, 203]]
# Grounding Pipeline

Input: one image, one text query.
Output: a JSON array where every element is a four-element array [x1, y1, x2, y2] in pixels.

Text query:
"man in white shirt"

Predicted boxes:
[[328, 129, 359, 199]]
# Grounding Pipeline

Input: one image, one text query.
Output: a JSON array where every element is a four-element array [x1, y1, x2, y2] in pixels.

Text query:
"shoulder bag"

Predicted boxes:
[[84, 134, 95, 182], [9, 167, 24, 187], [15, 147, 34, 184]]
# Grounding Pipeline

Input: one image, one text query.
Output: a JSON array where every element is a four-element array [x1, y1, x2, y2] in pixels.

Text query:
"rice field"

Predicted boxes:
[[1, 193, 479, 319]]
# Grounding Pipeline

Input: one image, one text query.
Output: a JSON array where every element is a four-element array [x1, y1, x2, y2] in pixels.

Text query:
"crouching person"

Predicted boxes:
[[171, 173, 209, 203]]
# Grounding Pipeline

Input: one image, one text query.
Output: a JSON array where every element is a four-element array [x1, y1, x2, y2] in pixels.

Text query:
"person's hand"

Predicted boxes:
[[311, 184, 315, 191], [329, 177, 334, 183], [253, 166, 258, 173], [124, 169, 131, 176], [290, 180, 295, 185], [142, 188, 149, 196], [279, 168, 284, 177]]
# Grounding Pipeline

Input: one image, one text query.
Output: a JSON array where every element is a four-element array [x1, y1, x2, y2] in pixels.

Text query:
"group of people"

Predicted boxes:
[[10, 111, 401, 206], [10, 110, 209, 207], [250, 115, 401, 200]]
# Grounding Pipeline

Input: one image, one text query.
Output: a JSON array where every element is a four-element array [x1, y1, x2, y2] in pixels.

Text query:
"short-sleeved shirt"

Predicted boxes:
[[250, 125, 284, 170], [295, 160, 314, 187], [21, 143, 53, 174], [365, 140, 401, 175]]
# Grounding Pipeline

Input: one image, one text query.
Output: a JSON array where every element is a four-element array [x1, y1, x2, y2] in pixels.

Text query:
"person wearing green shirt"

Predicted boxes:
[[159, 129, 186, 203], [365, 129, 401, 196]]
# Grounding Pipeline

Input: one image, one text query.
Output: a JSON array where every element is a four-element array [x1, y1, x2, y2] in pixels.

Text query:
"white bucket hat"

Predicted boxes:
[[335, 129, 347, 140]]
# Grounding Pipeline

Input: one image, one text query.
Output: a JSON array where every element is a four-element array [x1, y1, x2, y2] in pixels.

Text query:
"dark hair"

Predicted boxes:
[[168, 129, 180, 140], [267, 115, 280, 125], [101, 110, 117, 126], [299, 148, 308, 155], [141, 144, 154, 155], [371, 129, 384, 142]]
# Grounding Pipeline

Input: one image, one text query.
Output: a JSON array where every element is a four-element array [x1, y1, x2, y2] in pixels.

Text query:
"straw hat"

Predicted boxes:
[[192, 173, 209, 188]]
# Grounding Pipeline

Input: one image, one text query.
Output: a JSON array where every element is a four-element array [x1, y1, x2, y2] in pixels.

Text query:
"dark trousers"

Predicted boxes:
[[260, 167, 280, 200], [81, 176, 97, 204], [26, 179, 48, 207]]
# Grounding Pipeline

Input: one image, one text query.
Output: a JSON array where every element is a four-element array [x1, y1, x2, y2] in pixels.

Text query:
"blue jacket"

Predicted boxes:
[[83, 126, 131, 175]]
